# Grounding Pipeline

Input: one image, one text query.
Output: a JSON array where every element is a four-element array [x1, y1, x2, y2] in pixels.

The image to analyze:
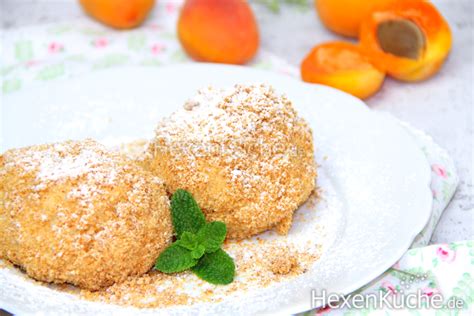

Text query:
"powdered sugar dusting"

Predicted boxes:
[[2, 140, 121, 208], [38, 149, 101, 181], [148, 84, 317, 239], [0, 138, 173, 291], [156, 84, 303, 152]]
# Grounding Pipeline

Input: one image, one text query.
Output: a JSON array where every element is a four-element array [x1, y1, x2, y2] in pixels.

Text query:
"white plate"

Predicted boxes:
[[0, 64, 432, 315]]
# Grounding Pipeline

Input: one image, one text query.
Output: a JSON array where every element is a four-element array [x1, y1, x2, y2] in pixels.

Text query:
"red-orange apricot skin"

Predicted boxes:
[[178, 0, 259, 64], [359, 1, 452, 82], [315, 0, 414, 38], [79, 0, 155, 29], [301, 42, 385, 100]]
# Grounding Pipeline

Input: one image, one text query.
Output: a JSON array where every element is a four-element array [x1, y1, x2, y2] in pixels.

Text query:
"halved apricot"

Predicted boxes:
[[359, 1, 452, 81], [314, 0, 413, 38], [177, 0, 259, 64], [301, 41, 385, 99]]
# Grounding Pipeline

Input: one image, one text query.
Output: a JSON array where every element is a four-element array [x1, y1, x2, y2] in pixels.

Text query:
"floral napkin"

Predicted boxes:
[[305, 241, 473, 315], [0, 0, 468, 315]]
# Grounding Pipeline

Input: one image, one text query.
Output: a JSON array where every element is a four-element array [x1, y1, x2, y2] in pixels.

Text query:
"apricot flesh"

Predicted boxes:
[[79, 0, 155, 29], [301, 42, 385, 100], [178, 0, 259, 64]]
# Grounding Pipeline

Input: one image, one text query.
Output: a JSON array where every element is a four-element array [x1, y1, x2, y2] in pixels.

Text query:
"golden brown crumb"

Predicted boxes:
[[0, 139, 173, 290], [144, 84, 317, 239], [269, 247, 298, 275], [81, 240, 322, 308], [274, 213, 294, 235]]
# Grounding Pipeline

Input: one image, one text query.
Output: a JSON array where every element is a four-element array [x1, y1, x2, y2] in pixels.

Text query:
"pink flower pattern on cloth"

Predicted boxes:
[[380, 281, 397, 294], [165, 2, 177, 13], [422, 286, 439, 297], [436, 244, 456, 263], [304, 241, 473, 315], [432, 164, 449, 178], [151, 43, 165, 55], [48, 42, 64, 53], [93, 37, 108, 48]]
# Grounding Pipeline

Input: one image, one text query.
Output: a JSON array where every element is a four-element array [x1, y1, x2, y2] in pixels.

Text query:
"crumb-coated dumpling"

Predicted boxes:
[[0, 139, 172, 290], [145, 84, 317, 239]]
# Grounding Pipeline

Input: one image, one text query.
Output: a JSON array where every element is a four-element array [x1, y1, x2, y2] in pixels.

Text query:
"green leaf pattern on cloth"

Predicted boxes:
[[302, 241, 473, 315], [0, 1, 297, 96], [2, 78, 21, 93], [14, 41, 33, 62]]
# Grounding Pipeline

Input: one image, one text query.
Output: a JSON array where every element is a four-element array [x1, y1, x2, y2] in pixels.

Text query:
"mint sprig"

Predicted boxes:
[[155, 189, 235, 285]]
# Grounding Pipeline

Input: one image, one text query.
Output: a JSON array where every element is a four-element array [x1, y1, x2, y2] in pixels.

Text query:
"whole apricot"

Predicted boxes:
[[301, 41, 385, 99], [315, 0, 414, 38], [79, 0, 155, 29], [178, 0, 259, 64]]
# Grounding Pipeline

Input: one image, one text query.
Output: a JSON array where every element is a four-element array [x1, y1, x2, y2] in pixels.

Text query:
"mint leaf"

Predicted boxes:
[[179, 231, 198, 251], [156, 189, 235, 285], [155, 243, 198, 273], [196, 221, 227, 253], [191, 244, 206, 259], [192, 249, 235, 285], [171, 189, 206, 238]]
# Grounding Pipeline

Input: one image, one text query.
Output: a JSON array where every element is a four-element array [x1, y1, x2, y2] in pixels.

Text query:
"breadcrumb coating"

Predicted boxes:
[[0, 139, 173, 290], [145, 84, 317, 239]]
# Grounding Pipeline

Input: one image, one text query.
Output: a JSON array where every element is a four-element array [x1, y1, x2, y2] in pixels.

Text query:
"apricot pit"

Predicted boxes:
[[376, 19, 426, 60]]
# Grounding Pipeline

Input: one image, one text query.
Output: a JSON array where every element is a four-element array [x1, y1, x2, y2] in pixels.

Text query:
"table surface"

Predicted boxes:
[[1, 0, 473, 243]]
